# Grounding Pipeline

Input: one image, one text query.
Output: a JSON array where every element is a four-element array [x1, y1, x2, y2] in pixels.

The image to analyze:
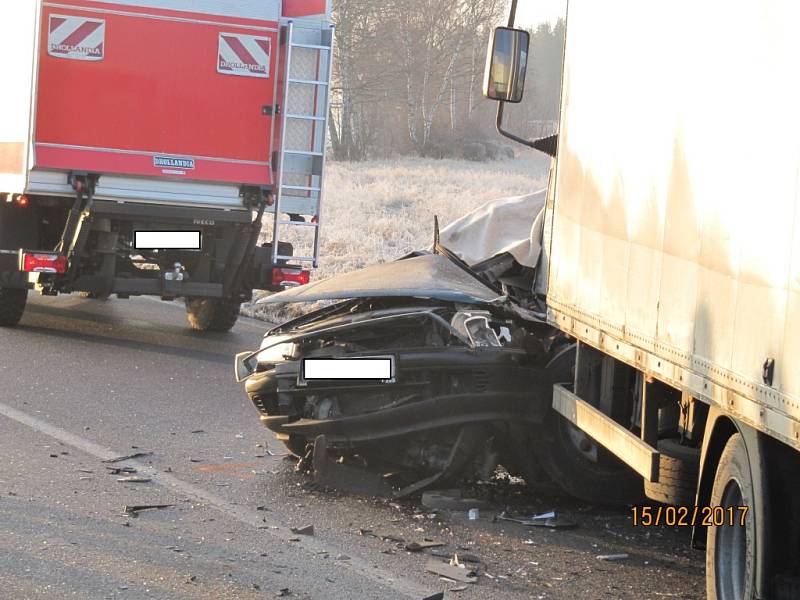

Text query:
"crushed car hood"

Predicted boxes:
[[257, 253, 502, 305]]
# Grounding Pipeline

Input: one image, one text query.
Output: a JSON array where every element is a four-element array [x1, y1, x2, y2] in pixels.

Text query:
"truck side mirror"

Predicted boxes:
[[483, 26, 530, 103]]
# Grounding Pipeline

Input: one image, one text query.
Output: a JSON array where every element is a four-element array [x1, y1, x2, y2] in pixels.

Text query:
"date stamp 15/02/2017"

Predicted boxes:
[[631, 505, 749, 527]]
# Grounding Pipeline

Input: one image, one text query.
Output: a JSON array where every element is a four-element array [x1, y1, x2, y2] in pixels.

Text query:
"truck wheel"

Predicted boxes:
[[185, 298, 240, 332], [706, 433, 757, 600], [0, 287, 27, 327], [644, 438, 701, 505]]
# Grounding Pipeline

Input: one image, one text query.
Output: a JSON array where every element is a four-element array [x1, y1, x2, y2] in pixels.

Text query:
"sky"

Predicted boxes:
[[516, 0, 567, 26]]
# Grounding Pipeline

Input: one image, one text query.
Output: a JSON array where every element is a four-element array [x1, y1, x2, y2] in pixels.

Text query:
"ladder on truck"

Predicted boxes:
[[271, 21, 335, 270]]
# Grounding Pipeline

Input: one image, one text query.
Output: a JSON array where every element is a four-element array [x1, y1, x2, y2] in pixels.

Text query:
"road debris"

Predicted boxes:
[[103, 452, 153, 463], [405, 540, 446, 552], [425, 559, 478, 584], [290, 525, 315, 536], [123, 504, 174, 516], [421, 490, 490, 512], [106, 466, 137, 475], [422, 593, 444, 600], [468, 508, 479, 520], [596, 553, 630, 561], [116, 476, 152, 483], [275, 587, 291, 597], [497, 510, 577, 530]]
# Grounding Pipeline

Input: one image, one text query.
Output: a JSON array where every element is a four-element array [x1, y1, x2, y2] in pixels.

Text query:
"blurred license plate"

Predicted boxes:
[[302, 357, 394, 381], [134, 231, 201, 250]]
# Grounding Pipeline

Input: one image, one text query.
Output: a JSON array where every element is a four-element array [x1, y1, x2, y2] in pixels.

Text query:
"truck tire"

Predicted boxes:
[[706, 433, 757, 600], [0, 287, 27, 327], [185, 298, 240, 332], [644, 438, 701, 505]]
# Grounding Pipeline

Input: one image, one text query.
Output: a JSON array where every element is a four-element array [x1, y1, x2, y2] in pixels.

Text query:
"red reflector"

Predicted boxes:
[[15, 195, 29, 207], [22, 253, 68, 274], [272, 267, 310, 287]]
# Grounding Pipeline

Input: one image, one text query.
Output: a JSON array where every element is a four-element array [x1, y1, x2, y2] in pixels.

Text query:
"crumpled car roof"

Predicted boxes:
[[257, 253, 502, 305], [438, 190, 546, 268]]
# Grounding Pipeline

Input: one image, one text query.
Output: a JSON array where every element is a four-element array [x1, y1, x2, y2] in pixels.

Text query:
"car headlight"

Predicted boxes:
[[257, 335, 298, 365]]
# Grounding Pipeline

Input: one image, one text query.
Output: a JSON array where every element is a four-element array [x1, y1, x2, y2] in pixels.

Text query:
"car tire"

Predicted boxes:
[[706, 433, 757, 600], [644, 438, 701, 505], [185, 298, 240, 332], [0, 287, 27, 327], [528, 344, 645, 505]]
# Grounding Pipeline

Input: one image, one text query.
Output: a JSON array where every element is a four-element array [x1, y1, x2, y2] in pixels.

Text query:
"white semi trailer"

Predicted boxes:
[[485, 1, 800, 597]]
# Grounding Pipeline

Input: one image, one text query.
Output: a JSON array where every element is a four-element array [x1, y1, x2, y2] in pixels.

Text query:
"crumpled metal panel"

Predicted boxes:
[[258, 254, 502, 305]]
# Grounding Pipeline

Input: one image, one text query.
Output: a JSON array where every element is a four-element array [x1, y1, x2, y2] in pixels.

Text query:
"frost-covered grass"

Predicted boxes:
[[244, 151, 549, 322]]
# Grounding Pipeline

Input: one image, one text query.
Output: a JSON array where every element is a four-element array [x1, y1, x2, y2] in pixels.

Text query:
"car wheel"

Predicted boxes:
[[528, 344, 644, 505], [706, 433, 757, 600], [185, 298, 240, 332], [0, 287, 27, 327]]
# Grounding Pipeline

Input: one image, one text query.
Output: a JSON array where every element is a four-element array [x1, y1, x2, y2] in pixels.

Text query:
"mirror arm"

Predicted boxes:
[[495, 102, 559, 157]]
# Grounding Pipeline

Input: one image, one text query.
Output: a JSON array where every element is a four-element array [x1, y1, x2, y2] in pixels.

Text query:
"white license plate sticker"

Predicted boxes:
[[134, 231, 201, 250], [302, 357, 393, 381]]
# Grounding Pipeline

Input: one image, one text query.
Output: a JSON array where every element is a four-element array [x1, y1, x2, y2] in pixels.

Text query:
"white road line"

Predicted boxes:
[[0, 401, 431, 599]]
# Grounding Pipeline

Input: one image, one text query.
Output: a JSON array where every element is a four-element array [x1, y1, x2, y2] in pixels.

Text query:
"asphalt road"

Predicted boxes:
[[1, 294, 705, 600]]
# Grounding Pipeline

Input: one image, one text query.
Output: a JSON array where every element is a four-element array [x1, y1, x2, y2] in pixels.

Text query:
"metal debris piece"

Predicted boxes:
[[596, 553, 629, 561], [117, 476, 152, 483], [425, 559, 477, 584], [405, 540, 446, 552], [531, 511, 556, 520], [103, 452, 152, 463], [421, 490, 491, 512], [275, 588, 291, 597], [106, 466, 137, 475], [335, 554, 350, 561], [497, 511, 577, 530], [123, 504, 174, 516], [449, 586, 468, 593], [290, 525, 314, 536], [190, 430, 205, 434]]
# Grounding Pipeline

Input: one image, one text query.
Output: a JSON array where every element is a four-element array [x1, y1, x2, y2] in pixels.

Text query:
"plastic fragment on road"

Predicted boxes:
[[405, 540, 446, 552], [497, 511, 577, 530], [421, 490, 491, 511], [425, 559, 478, 584], [123, 504, 175, 516], [596, 553, 630, 561], [290, 525, 314, 536], [117, 476, 152, 483], [103, 452, 152, 463]]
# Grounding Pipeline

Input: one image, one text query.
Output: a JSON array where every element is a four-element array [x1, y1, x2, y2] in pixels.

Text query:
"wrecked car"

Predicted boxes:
[[235, 192, 640, 503]]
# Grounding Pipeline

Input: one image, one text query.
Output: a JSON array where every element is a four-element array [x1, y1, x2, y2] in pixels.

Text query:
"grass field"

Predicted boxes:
[[246, 151, 549, 321]]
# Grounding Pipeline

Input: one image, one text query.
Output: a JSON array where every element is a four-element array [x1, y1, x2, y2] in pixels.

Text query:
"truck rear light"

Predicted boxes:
[[14, 194, 29, 207], [272, 267, 310, 288], [20, 252, 68, 274]]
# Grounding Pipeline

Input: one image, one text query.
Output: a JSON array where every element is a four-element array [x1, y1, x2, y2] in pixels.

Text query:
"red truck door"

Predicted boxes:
[[34, 0, 281, 186]]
